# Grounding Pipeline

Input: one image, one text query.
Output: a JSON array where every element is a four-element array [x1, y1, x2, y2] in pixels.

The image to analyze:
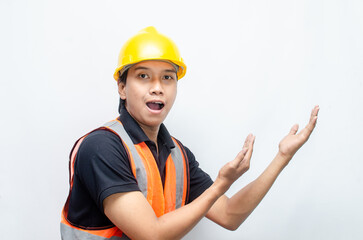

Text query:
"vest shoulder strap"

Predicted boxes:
[[103, 119, 148, 197], [103, 119, 189, 205]]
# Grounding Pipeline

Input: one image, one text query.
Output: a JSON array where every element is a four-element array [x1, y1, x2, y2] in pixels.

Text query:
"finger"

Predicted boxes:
[[242, 133, 253, 149], [249, 135, 255, 148], [233, 148, 248, 166], [247, 135, 255, 152], [234, 134, 254, 167], [309, 105, 319, 124], [243, 135, 255, 162], [302, 105, 320, 135], [289, 124, 299, 135], [313, 105, 320, 116]]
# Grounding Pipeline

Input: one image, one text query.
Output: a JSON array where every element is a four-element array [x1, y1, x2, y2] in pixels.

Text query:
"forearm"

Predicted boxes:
[[156, 141, 254, 238], [156, 182, 224, 240], [105, 180, 227, 240], [223, 153, 290, 229]]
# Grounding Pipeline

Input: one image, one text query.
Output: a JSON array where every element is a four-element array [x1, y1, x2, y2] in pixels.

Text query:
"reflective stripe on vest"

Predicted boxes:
[[103, 119, 188, 216], [61, 217, 128, 240], [61, 118, 189, 239]]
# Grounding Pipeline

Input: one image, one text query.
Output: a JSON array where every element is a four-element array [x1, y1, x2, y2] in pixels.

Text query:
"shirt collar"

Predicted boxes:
[[119, 106, 175, 149]]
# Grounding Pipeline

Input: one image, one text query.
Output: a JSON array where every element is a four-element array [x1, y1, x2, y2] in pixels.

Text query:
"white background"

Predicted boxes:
[[1, 0, 362, 239]]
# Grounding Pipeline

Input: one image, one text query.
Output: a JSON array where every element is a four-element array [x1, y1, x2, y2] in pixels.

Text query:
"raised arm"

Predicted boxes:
[[207, 105, 320, 230], [103, 136, 254, 240]]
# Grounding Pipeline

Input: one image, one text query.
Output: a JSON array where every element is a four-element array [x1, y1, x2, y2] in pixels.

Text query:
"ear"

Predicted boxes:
[[118, 81, 126, 100]]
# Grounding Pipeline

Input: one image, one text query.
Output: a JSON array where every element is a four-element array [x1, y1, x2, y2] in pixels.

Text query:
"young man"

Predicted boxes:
[[61, 26, 319, 240]]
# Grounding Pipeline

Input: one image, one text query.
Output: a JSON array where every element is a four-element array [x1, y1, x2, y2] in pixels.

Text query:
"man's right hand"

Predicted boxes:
[[215, 134, 255, 194]]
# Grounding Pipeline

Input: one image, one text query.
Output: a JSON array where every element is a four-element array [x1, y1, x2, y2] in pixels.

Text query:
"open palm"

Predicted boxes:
[[278, 106, 320, 160]]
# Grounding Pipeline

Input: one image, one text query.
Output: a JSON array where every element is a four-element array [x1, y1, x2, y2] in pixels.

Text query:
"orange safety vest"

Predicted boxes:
[[61, 119, 190, 239]]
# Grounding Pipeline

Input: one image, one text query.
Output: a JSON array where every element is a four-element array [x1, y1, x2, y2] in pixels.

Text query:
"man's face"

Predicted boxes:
[[118, 60, 178, 129]]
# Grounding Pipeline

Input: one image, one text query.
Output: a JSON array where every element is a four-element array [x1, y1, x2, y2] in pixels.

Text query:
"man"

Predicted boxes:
[[61, 26, 319, 239]]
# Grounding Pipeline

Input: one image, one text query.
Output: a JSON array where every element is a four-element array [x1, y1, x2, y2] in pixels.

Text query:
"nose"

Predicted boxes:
[[150, 79, 163, 95]]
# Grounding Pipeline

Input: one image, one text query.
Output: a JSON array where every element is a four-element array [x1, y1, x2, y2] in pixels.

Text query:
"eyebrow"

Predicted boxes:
[[133, 66, 177, 74], [133, 66, 149, 71], [165, 69, 177, 74]]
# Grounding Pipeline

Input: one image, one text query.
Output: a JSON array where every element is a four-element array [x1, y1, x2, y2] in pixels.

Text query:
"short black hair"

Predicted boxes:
[[118, 69, 129, 114]]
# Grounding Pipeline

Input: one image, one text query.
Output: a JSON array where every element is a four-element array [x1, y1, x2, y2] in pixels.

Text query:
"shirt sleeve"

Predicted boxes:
[[75, 129, 140, 211], [182, 145, 214, 203]]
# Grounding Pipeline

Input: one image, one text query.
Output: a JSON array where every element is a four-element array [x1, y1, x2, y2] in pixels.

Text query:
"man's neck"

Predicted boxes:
[[139, 123, 160, 147]]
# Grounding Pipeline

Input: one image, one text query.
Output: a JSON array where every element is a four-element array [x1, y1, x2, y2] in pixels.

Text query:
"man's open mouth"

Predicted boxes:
[[146, 101, 165, 110]]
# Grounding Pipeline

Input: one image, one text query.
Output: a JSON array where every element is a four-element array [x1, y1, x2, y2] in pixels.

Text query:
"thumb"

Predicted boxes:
[[289, 124, 299, 135]]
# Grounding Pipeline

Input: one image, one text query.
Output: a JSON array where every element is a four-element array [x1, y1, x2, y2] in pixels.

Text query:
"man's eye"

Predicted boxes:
[[164, 75, 174, 80], [139, 73, 148, 79]]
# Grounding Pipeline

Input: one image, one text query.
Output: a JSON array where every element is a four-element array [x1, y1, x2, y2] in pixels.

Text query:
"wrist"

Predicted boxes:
[[274, 152, 292, 168], [211, 178, 229, 197]]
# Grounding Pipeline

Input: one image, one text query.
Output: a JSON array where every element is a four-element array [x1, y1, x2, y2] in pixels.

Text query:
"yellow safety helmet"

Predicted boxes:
[[113, 26, 187, 81]]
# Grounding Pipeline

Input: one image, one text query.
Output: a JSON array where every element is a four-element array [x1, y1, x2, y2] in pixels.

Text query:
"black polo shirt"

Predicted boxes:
[[67, 107, 213, 228]]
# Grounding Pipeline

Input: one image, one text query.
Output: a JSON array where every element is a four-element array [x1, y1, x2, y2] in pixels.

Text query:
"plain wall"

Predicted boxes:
[[1, 0, 362, 239]]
